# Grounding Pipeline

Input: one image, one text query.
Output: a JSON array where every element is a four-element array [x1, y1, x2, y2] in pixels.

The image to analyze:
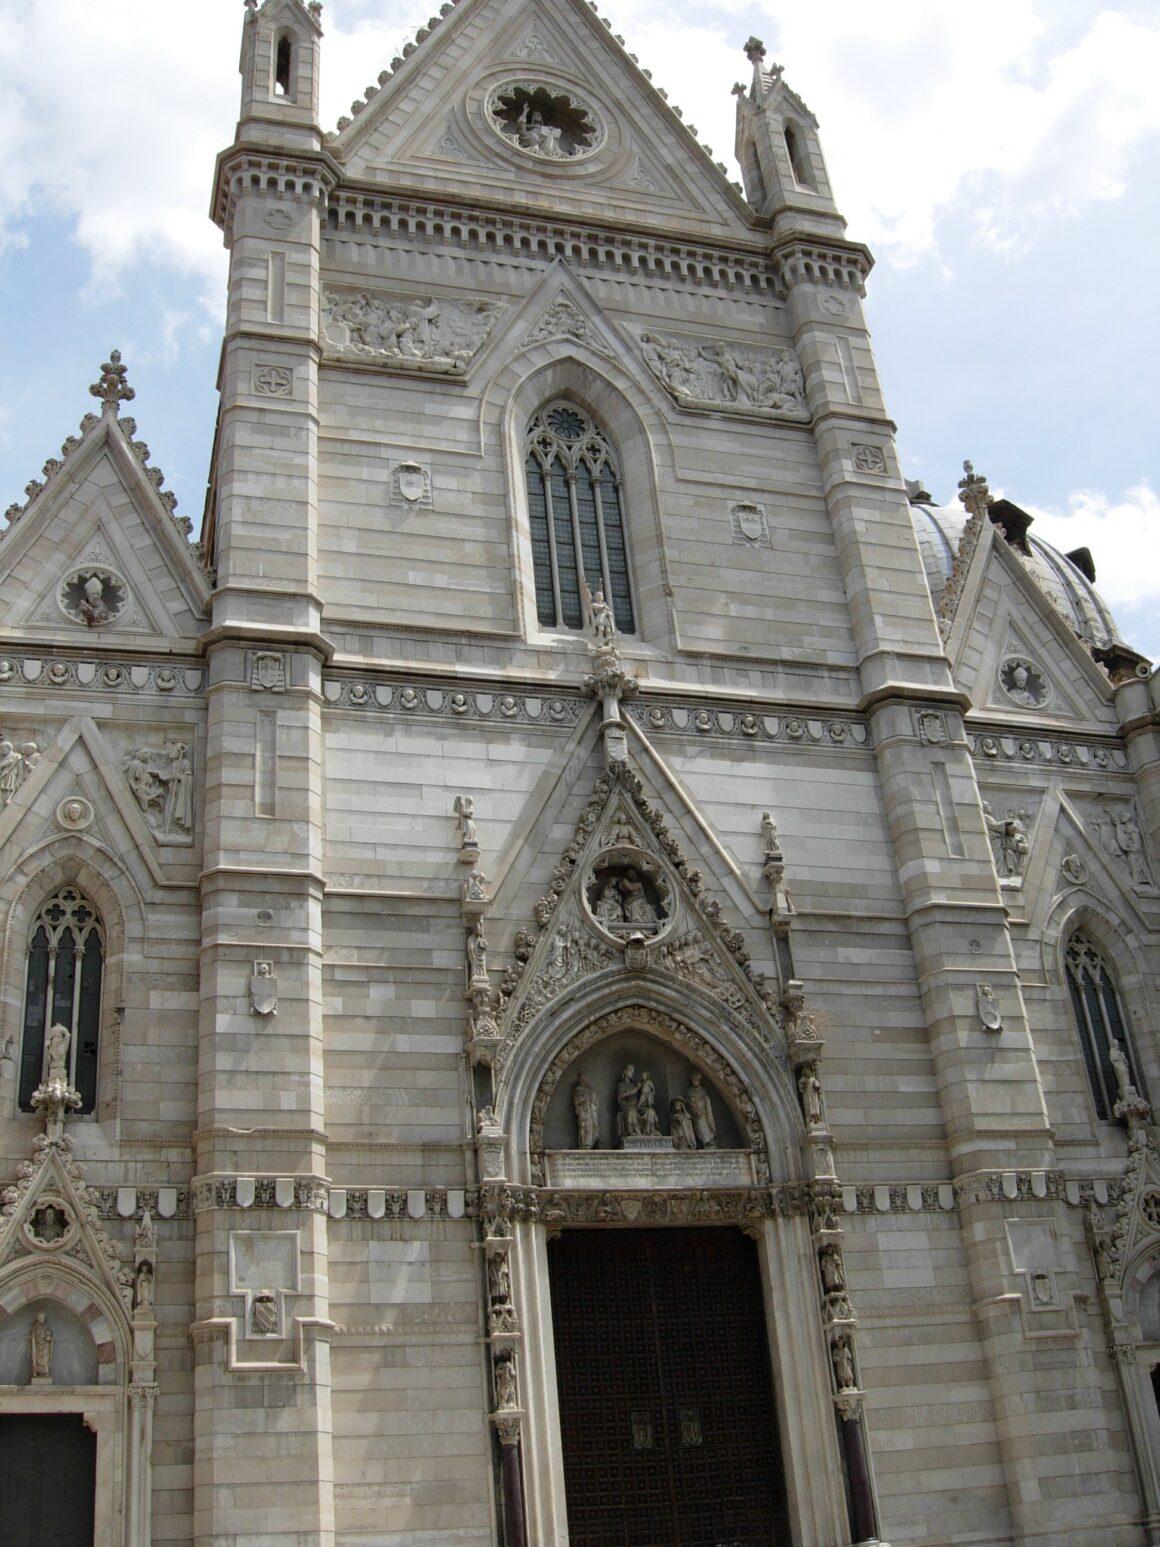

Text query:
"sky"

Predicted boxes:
[[1, 0, 1158, 656]]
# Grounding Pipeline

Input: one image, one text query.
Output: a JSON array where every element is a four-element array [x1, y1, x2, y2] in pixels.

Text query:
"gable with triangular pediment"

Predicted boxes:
[[951, 540, 1117, 731], [487, 765, 784, 1067], [0, 415, 210, 651], [331, 0, 755, 240]]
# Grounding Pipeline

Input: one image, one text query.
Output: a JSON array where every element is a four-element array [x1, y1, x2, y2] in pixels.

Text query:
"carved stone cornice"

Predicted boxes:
[[322, 675, 585, 727], [323, 188, 781, 299], [0, 653, 205, 696], [969, 725, 1130, 772], [768, 237, 873, 296], [628, 699, 868, 749], [191, 1176, 330, 1213], [212, 146, 339, 238]]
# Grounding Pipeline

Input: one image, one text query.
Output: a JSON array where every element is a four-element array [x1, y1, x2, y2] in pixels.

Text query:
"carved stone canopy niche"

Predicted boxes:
[[583, 848, 672, 946], [530, 1011, 770, 1188], [485, 81, 606, 162]]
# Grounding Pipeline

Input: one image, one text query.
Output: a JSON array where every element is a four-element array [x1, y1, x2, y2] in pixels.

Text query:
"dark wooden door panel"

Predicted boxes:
[[0, 1415, 96, 1547], [549, 1228, 791, 1547]]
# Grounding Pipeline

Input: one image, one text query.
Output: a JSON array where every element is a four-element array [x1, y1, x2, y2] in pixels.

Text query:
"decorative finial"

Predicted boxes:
[[743, 36, 766, 63], [957, 458, 991, 521], [89, 350, 135, 416], [244, 0, 257, 11]]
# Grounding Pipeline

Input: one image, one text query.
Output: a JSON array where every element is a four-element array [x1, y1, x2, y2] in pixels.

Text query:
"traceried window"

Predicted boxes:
[[1065, 931, 1141, 1122], [18, 887, 104, 1115], [524, 402, 636, 635]]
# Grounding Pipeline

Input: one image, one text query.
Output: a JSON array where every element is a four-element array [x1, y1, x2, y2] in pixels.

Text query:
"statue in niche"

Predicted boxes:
[[687, 1071, 717, 1150], [637, 1071, 661, 1136], [250, 961, 278, 1018], [820, 1246, 845, 1293], [44, 1023, 71, 1086], [30, 1313, 53, 1381], [982, 802, 1030, 879], [620, 871, 655, 927], [466, 918, 489, 984], [136, 1210, 156, 1250], [29, 1204, 68, 1245], [487, 1251, 511, 1305], [670, 1096, 697, 1151], [251, 1293, 278, 1336], [832, 1336, 855, 1391], [594, 878, 625, 925], [494, 1352, 518, 1409], [134, 1260, 154, 1312], [587, 859, 666, 935], [1109, 1039, 1150, 1121], [572, 1072, 599, 1150], [798, 1064, 824, 1126], [616, 1065, 643, 1141]]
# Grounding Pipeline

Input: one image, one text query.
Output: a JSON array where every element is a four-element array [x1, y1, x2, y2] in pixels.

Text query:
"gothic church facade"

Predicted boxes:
[[1, 2, 1159, 1545]]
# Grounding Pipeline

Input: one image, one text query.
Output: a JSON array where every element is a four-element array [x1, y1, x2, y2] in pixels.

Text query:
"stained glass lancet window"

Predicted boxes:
[[18, 887, 103, 1114], [1065, 930, 1141, 1122], [524, 402, 636, 634]]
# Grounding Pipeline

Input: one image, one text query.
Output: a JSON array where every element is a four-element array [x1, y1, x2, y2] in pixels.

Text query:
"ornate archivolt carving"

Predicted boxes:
[[527, 1006, 772, 1186], [322, 289, 504, 372], [637, 328, 807, 419]]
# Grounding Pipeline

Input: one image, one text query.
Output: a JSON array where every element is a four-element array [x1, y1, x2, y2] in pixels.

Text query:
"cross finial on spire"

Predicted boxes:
[[89, 350, 135, 416], [957, 458, 991, 521]]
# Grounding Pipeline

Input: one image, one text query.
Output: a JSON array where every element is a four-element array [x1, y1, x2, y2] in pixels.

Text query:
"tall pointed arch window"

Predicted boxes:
[[1065, 931, 1142, 1121], [18, 887, 104, 1114], [524, 402, 636, 635]]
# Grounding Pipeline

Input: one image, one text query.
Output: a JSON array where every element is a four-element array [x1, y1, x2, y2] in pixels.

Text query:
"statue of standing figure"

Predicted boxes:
[[687, 1071, 717, 1149], [572, 1072, 599, 1149], [637, 1071, 661, 1136], [44, 1023, 71, 1086], [616, 1065, 643, 1141], [30, 1312, 53, 1381], [670, 1096, 697, 1150]]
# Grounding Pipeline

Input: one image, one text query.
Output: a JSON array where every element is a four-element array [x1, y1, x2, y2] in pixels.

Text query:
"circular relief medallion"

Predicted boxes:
[[23, 1198, 76, 1251], [1143, 1190, 1160, 1230], [56, 797, 94, 832], [582, 845, 673, 946], [59, 567, 128, 629], [486, 80, 605, 162], [999, 655, 1051, 710]]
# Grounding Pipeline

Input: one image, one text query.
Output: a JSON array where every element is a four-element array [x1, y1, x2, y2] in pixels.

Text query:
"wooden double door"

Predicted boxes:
[[549, 1227, 791, 1547], [0, 1415, 96, 1547]]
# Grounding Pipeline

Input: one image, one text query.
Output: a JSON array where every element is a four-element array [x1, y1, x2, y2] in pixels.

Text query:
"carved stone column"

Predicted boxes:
[[126, 1382, 158, 1547]]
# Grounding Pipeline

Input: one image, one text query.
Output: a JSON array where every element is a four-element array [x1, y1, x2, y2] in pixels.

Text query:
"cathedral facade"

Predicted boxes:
[[1, 2, 1159, 1545]]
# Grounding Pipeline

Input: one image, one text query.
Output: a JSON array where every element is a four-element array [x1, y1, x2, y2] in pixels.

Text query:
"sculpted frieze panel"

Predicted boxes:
[[322, 288, 504, 373], [637, 328, 807, 419]]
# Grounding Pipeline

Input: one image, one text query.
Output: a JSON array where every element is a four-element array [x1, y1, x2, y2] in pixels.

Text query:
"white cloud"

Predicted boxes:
[[1, 2, 1157, 317], [1024, 482, 1160, 617]]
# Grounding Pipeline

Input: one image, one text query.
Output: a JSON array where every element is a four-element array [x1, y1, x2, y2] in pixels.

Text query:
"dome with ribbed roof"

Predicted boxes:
[[909, 495, 1122, 650]]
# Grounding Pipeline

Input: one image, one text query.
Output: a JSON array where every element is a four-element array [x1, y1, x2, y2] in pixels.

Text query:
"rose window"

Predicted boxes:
[[487, 83, 604, 161]]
